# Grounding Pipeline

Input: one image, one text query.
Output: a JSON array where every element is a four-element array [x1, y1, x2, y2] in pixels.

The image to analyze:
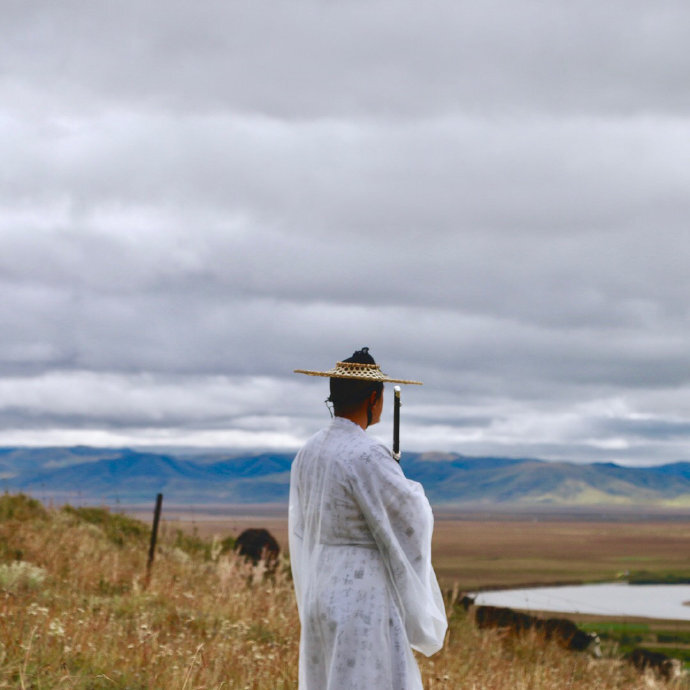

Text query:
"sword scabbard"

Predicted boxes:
[[392, 385, 401, 462]]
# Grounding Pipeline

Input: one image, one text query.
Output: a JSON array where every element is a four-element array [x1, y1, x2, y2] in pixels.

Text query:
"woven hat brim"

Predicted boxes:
[[293, 368, 422, 385]]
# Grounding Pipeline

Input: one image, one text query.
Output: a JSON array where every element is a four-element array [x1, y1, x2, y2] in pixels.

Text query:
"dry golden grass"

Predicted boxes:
[[1, 494, 687, 689], [1, 495, 298, 689]]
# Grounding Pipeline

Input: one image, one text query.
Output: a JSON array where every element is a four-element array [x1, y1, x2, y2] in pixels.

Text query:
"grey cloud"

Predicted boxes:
[[5, 115, 690, 234], [2, 219, 690, 396], [2, 0, 690, 464], [3, 1, 690, 117], [0, 409, 299, 433], [591, 417, 690, 442]]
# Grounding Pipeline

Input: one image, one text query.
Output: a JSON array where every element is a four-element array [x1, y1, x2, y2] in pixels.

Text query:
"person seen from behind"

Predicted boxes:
[[290, 347, 447, 689]]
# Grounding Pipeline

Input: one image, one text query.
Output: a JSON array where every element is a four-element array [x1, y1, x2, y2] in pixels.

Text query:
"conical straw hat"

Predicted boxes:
[[294, 360, 422, 385]]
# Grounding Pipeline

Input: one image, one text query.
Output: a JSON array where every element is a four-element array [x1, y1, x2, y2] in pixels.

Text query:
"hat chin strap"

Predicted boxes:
[[324, 398, 334, 418]]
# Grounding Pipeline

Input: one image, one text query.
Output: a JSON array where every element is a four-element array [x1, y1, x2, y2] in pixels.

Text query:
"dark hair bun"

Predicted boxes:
[[343, 347, 376, 365], [328, 348, 382, 418]]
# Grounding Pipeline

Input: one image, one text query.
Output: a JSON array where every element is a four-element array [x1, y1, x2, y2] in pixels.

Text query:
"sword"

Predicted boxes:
[[392, 385, 401, 462]]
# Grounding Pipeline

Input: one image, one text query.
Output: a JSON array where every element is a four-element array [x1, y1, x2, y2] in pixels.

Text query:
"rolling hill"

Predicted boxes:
[[2, 446, 689, 506]]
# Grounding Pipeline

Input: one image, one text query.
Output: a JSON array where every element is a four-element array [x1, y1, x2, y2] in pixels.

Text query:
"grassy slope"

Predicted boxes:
[[0, 493, 686, 689]]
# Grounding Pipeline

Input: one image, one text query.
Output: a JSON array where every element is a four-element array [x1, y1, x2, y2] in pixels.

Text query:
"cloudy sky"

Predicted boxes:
[[2, 1, 690, 465]]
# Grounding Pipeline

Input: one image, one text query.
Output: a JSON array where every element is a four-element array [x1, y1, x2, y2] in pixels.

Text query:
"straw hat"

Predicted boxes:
[[294, 359, 422, 385]]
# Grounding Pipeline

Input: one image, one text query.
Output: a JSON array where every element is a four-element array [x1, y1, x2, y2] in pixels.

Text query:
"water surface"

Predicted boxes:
[[474, 583, 690, 620]]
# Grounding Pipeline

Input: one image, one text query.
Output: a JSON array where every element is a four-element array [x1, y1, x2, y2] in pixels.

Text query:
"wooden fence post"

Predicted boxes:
[[144, 493, 163, 588]]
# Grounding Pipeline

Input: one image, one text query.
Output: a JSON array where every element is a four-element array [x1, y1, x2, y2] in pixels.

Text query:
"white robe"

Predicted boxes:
[[289, 416, 447, 690]]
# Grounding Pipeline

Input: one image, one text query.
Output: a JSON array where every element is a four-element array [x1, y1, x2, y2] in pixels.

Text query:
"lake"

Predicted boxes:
[[474, 583, 690, 620]]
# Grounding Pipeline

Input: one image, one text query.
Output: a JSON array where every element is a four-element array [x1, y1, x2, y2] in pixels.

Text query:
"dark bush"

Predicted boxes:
[[0, 492, 48, 522]]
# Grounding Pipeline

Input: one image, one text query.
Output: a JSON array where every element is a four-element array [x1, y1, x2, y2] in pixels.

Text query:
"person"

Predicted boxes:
[[290, 347, 447, 689]]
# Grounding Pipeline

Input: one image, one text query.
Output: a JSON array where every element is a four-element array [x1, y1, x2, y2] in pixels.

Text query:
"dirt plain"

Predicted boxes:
[[132, 504, 690, 591]]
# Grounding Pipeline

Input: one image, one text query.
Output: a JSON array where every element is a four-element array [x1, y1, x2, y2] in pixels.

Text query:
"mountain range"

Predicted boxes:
[[3, 446, 690, 507]]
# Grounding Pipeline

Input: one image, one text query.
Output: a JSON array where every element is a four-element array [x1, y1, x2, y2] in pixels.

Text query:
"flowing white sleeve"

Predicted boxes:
[[288, 456, 305, 618], [349, 445, 447, 656]]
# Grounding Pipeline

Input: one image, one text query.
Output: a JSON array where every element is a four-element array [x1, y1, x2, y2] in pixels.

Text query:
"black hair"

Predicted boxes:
[[329, 347, 383, 420]]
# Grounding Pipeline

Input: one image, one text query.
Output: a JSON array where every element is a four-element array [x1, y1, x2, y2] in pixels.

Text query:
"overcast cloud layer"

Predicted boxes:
[[2, 1, 690, 465]]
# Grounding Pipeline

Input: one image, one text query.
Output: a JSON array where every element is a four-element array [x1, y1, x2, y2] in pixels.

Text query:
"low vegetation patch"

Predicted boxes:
[[0, 491, 47, 521], [582, 620, 690, 666], [627, 570, 690, 585], [170, 526, 215, 560], [61, 505, 149, 546], [0, 493, 687, 689]]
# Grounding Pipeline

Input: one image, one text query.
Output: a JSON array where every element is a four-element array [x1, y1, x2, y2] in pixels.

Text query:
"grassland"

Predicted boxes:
[[157, 506, 690, 590], [430, 515, 690, 590], [1, 493, 689, 689]]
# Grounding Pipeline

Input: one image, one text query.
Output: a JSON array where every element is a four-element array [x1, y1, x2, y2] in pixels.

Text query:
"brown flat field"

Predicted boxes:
[[130, 505, 690, 591], [432, 516, 690, 590]]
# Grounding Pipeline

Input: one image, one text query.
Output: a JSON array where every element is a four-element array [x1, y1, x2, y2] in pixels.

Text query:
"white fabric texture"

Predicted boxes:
[[289, 416, 447, 690]]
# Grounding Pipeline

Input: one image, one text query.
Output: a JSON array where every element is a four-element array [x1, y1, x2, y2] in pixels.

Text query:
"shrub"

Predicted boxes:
[[172, 528, 212, 560], [0, 560, 47, 592], [61, 505, 148, 546], [0, 492, 48, 522], [220, 535, 236, 553]]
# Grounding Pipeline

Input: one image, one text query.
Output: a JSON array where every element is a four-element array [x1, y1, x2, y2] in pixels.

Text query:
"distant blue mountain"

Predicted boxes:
[[4, 448, 294, 503], [2, 446, 689, 506]]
